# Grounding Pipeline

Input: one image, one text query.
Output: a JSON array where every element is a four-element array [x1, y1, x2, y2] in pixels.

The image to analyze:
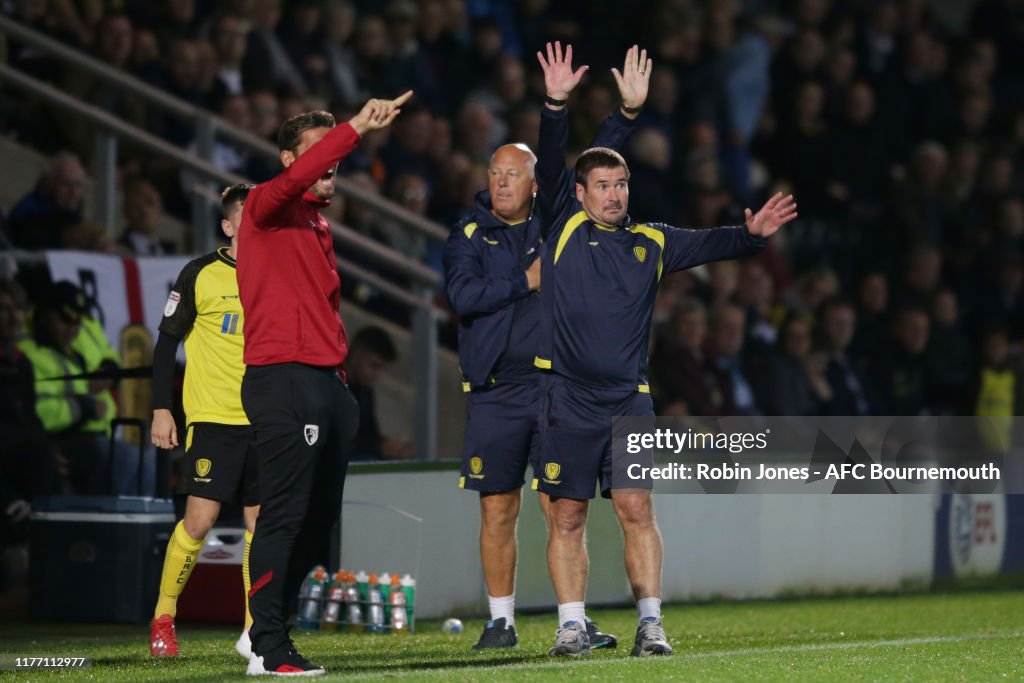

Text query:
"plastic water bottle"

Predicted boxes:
[[321, 569, 346, 631], [388, 574, 408, 634], [355, 570, 369, 602], [401, 574, 416, 631], [366, 572, 385, 633], [343, 571, 363, 632], [379, 572, 392, 620], [297, 566, 328, 630]]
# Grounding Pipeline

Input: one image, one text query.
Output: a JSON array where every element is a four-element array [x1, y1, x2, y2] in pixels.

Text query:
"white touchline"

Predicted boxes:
[[342, 631, 1024, 680], [682, 632, 1024, 659]]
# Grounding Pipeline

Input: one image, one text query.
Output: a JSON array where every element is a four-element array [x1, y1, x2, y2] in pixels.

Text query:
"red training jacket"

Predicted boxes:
[[237, 122, 360, 368]]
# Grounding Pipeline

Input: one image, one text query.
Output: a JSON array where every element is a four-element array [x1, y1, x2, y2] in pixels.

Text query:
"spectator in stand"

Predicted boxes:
[[735, 260, 777, 351], [891, 242, 942, 310], [826, 80, 890, 224], [971, 322, 1021, 420], [380, 102, 437, 187], [625, 128, 675, 224], [242, 0, 307, 95], [817, 296, 876, 416], [785, 266, 839, 318], [145, 37, 209, 146], [62, 13, 147, 159], [384, 0, 438, 110], [872, 306, 932, 416], [455, 99, 498, 164], [119, 178, 176, 256], [756, 314, 828, 416], [7, 152, 87, 251], [709, 302, 760, 416], [974, 251, 1024, 339], [0, 280, 63, 537], [318, 0, 359, 106], [17, 282, 146, 495], [209, 12, 250, 100], [650, 297, 730, 417], [889, 142, 952, 248], [927, 287, 972, 414], [770, 81, 832, 218], [851, 270, 889, 366], [345, 326, 413, 461], [700, 260, 739, 310], [276, 1, 324, 92], [377, 173, 430, 264]]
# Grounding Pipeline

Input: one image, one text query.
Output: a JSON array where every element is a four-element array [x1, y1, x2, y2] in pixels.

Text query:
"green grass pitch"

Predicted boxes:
[[0, 590, 1021, 681]]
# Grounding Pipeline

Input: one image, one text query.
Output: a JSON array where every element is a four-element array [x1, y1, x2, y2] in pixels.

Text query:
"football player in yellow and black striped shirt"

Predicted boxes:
[[149, 184, 259, 659]]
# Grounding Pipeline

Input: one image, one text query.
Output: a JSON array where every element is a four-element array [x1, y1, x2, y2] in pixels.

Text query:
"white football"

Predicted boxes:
[[442, 618, 463, 634]]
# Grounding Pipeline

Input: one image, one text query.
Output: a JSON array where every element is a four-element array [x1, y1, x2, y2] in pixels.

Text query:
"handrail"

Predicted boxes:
[[0, 13, 450, 243], [0, 61, 441, 292], [6, 246, 434, 314]]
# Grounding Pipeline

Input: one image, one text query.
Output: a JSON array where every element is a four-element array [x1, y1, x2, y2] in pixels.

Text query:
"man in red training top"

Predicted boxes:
[[237, 91, 412, 677]]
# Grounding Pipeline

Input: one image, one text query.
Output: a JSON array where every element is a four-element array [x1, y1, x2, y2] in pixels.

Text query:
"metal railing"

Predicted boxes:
[[0, 61, 441, 460], [0, 13, 450, 249]]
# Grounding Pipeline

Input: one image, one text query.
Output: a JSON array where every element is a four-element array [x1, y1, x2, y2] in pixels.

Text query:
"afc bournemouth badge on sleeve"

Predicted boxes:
[[164, 291, 181, 317]]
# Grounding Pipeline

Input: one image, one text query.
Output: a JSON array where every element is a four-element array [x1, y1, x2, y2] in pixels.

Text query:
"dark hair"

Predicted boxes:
[[574, 147, 629, 187], [350, 325, 398, 363], [277, 110, 336, 151], [818, 295, 855, 317], [221, 183, 254, 214]]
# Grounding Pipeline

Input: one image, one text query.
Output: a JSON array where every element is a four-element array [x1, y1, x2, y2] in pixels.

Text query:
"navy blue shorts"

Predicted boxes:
[[459, 382, 540, 493], [533, 373, 654, 500]]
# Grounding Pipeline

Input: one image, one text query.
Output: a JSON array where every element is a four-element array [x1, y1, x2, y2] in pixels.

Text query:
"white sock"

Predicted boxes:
[[557, 601, 586, 627], [637, 597, 661, 624], [488, 594, 515, 626]]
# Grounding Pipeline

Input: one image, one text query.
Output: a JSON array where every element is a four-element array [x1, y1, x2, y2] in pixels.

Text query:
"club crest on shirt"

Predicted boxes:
[[164, 291, 181, 317], [634, 246, 647, 263], [304, 424, 319, 446]]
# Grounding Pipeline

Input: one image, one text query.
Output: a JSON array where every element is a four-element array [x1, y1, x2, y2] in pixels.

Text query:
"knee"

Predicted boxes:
[[549, 503, 587, 539], [480, 493, 521, 534], [182, 514, 216, 540], [614, 495, 655, 531]]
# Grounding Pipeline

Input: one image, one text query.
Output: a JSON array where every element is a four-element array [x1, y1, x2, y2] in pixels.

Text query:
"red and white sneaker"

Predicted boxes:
[[150, 614, 179, 657], [246, 644, 325, 677]]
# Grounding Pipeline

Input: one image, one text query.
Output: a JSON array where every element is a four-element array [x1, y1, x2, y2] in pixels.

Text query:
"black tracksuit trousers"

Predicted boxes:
[[241, 363, 359, 657]]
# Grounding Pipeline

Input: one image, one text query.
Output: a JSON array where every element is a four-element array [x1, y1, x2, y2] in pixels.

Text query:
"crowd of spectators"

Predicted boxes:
[[1, 0, 1023, 423]]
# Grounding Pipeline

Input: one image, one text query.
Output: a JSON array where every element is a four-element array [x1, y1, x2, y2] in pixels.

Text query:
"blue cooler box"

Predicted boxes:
[[30, 495, 175, 623]]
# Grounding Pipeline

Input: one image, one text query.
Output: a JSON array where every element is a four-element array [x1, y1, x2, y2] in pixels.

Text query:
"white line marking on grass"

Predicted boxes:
[[336, 631, 1024, 681], [684, 631, 1024, 659]]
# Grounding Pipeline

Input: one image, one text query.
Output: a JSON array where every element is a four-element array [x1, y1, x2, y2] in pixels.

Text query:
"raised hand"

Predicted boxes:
[[611, 44, 652, 112], [536, 41, 588, 102], [745, 192, 798, 238], [350, 90, 414, 135]]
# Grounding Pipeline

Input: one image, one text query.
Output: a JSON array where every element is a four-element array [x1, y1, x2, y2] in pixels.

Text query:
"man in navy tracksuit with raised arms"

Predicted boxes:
[[533, 42, 798, 657], [238, 91, 412, 677], [443, 46, 647, 652]]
